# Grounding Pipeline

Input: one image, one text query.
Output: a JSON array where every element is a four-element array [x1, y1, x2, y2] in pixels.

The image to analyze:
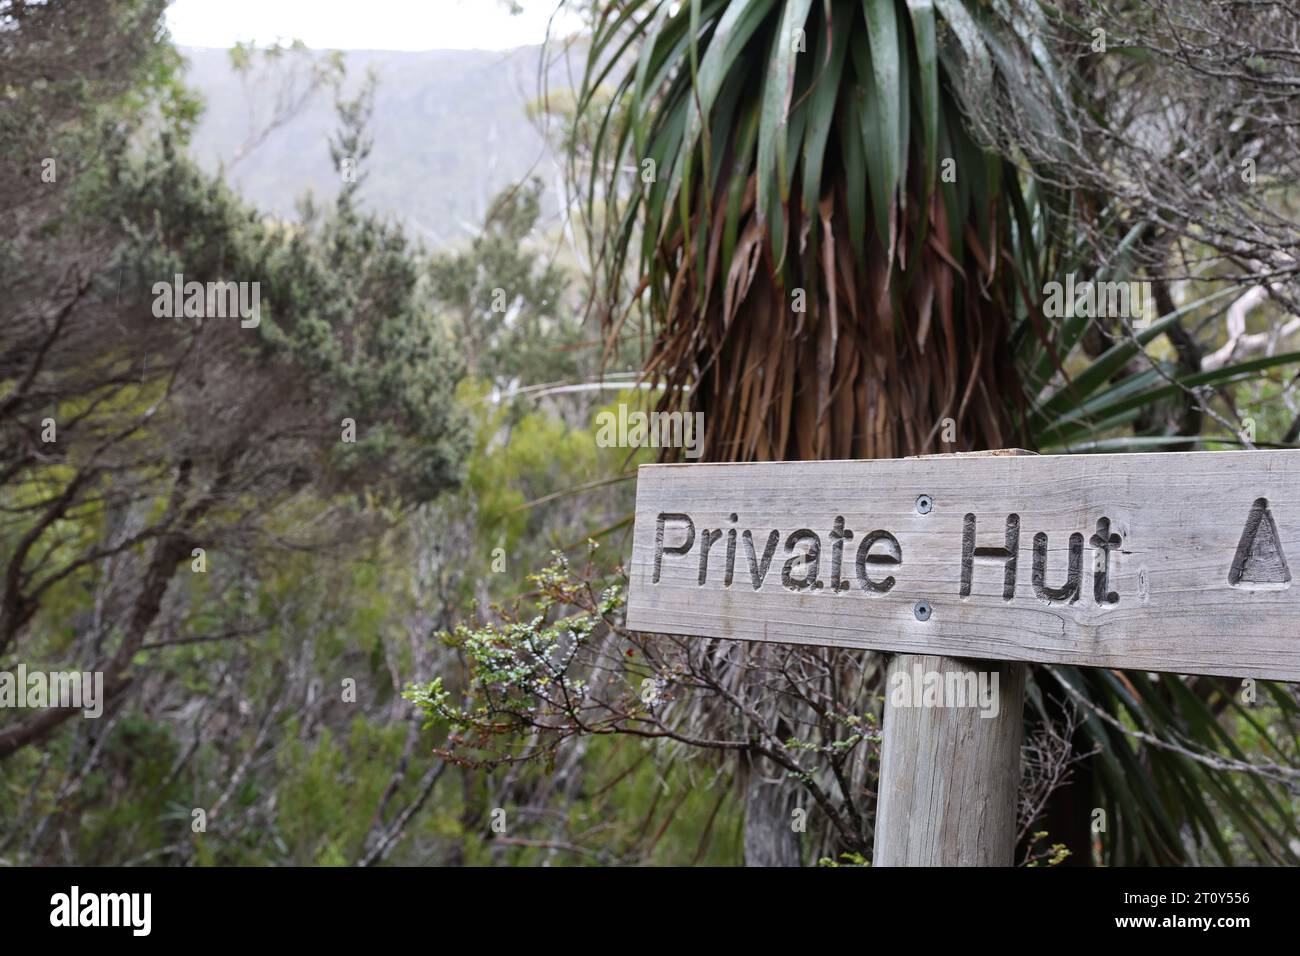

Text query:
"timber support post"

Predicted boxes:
[[873, 654, 1026, 866]]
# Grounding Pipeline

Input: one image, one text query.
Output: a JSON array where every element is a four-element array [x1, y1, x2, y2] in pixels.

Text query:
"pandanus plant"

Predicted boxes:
[[573, 0, 1300, 863], [577, 0, 1047, 461]]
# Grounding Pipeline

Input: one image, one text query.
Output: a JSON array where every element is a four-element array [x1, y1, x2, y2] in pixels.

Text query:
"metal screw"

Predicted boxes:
[[916, 494, 933, 515], [913, 600, 932, 622]]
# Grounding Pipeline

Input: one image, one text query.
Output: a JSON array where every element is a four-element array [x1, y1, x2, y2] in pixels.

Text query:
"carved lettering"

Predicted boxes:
[[961, 513, 1020, 600]]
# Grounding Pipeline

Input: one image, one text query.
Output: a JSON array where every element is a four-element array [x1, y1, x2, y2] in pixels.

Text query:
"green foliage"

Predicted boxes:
[[1022, 832, 1072, 868], [428, 177, 576, 389], [97, 139, 469, 503], [1039, 667, 1300, 865], [272, 720, 406, 866], [406, 550, 620, 743]]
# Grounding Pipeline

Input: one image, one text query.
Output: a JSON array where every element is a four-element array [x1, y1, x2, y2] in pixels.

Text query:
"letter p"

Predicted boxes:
[[653, 513, 695, 583]]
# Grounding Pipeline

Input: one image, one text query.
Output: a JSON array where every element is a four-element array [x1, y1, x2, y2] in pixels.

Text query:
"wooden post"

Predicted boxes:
[[873, 654, 1026, 866]]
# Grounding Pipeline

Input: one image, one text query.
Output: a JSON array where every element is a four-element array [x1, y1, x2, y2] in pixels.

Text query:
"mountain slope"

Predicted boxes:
[[181, 45, 570, 244]]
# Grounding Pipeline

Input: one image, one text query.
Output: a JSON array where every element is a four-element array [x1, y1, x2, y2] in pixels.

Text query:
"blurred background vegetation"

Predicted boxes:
[[2, 0, 1299, 866]]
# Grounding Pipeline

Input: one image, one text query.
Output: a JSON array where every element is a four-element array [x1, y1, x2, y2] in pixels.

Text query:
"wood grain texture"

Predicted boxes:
[[627, 450, 1300, 681], [873, 655, 1026, 866]]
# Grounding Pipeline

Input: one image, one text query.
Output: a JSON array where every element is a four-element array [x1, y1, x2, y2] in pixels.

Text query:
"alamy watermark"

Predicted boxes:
[[151, 273, 261, 328], [888, 663, 1001, 718], [0, 664, 104, 718], [50, 886, 151, 936], [595, 404, 704, 459], [1043, 273, 1151, 330]]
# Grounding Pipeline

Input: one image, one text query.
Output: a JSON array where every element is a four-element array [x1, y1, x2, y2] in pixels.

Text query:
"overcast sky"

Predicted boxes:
[[166, 0, 581, 51]]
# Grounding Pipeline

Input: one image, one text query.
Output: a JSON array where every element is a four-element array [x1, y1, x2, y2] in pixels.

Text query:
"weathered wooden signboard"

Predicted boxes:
[[627, 449, 1300, 682]]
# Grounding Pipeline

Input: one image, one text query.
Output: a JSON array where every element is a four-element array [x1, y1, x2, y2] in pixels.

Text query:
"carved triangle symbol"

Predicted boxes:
[[1229, 497, 1291, 587]]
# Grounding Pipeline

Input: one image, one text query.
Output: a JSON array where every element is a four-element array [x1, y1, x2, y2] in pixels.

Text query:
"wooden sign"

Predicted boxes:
[[627, 450, 1300, 681]]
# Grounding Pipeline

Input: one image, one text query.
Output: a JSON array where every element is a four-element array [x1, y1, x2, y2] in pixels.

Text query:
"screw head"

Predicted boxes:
[[913, 600, 932, 622], [916, 494, 933, 515]]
